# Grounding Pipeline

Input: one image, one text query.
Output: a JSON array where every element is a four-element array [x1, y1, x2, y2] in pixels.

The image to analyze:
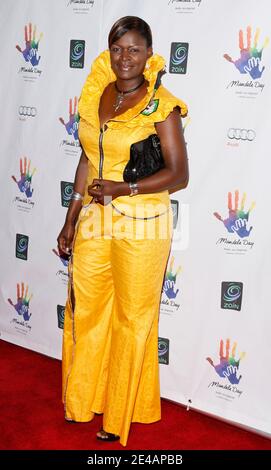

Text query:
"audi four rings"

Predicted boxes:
[[227, 128, 256, 141], [18, 106, 37, 117]]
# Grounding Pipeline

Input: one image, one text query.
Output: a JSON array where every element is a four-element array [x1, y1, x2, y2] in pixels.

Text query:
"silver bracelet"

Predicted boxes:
[[71, 191, 83, 201], [129, 182, 139, 197]]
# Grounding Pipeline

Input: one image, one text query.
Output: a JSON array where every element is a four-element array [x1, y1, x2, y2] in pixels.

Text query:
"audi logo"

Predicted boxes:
[[18, 106, 37, 117], [227, 128, 256, 141]]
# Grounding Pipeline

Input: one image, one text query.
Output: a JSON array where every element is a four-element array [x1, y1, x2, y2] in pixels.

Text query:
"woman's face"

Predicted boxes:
[[110, 29, 153, 81]]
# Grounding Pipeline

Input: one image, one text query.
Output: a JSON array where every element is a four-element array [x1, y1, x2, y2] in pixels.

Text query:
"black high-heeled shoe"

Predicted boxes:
[[96, 428, 120, 441]]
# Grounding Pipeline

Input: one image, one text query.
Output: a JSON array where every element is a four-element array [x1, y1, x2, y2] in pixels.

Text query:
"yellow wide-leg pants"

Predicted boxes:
[[62, 202, 173, 446]]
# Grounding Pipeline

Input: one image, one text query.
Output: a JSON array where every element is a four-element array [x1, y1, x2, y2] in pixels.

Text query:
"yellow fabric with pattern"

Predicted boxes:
[[62, 50, 187, 447], [78, 50, 188, 219]]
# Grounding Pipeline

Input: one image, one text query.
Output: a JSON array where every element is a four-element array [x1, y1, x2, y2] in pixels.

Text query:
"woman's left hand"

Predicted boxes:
[[88, 178, 126, 205]]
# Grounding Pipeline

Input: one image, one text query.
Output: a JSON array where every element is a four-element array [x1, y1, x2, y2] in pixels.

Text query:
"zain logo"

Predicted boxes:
[[64, 184, 73, 200], [169, 42, 189, 74], [70, 40, 85, 68], [57, 305, 65, 329], [172, 44, 187, 65], [158, 339, 168, 356], [158, 338, 169, 365], [18, 237, 27, 252], [224, 284, 241, 302], [61, 181, 74, 207], [16, 234, 29, 260], [221, 282, 243, 311], [71, 43, 84, 61]]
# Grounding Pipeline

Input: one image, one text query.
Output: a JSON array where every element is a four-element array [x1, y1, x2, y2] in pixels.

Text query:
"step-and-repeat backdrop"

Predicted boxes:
[[1, 0, 271, 438]]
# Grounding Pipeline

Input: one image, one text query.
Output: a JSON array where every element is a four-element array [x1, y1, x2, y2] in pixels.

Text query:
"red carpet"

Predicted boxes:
[[1, 339, 271, 450]]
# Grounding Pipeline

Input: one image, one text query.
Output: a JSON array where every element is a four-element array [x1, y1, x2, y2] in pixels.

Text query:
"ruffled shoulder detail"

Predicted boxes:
[[153, 85, 188, 119], [143, 54, 166, 94], [78, 50, 115, 124], [78, 49, 187, 128]]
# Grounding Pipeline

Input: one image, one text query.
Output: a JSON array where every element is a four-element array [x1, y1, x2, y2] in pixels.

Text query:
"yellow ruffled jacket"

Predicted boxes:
[[78, 50, 187, 218]]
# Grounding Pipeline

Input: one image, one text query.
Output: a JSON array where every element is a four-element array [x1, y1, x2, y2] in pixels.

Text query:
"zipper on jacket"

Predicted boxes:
[[98, 124, 108, 179], [98, 109, 145, 179]]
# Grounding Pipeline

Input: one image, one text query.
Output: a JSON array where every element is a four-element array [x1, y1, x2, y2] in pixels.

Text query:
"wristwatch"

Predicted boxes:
[[129, 182, 139, 197]]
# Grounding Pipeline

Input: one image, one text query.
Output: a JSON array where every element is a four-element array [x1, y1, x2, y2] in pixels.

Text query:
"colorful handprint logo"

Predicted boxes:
[[224, 26, 269, 80], [214, 190, 255, 239], [16, 23, 43, 67], [8, 282, 33, 322], [163, 256, 181, 299], [59, 97, 79, 141], [207, 339, 245, 385], [12, 157, 36, 198]]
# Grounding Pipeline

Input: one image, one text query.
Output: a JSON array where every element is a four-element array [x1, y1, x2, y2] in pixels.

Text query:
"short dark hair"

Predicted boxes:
[[108, 16, 152, 48]]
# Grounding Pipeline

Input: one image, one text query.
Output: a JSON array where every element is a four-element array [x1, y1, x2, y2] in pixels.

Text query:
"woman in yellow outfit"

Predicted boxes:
[[58, 16, 188, 446]]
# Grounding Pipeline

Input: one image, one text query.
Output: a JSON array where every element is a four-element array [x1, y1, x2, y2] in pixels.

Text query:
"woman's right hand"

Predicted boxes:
[[57, 221, 76, 255]]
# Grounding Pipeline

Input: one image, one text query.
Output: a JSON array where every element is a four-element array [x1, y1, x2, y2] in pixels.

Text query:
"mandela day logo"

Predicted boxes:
[[16, 23, 43, 79], [59, 97, 81, 155], [221, 282, 243, 311], [168, 0, 202, 14], [67, 0, 94, 14], [207, 339, 245, 399], [214, 190, 255, 252], [12, 157, 36, 212], [224, 26, 269, 95], [8, 282, 33, 332], [161, 256, 181, 314]]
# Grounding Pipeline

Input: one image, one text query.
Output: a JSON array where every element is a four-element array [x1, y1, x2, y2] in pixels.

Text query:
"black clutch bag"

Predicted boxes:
[[123, 134, 165, 183]]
